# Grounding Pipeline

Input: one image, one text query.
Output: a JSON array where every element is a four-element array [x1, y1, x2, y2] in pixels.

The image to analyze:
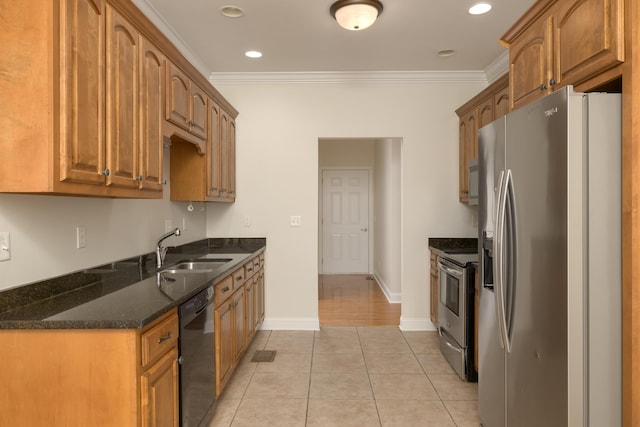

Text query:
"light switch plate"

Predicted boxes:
[[290, 216, 301, 227], [76, 227, 86, 249], [0, 232, 10, 261]]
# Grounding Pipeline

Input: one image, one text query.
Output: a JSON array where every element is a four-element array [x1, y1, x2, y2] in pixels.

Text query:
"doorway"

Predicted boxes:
[[318, 138, 402, 325]]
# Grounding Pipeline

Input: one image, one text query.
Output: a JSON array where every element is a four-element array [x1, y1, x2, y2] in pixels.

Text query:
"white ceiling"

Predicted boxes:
[[137, 0, 535, 75]]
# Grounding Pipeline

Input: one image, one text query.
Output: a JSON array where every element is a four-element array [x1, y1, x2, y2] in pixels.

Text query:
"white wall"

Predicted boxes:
[[0, 147, 208, 291], [373, 138, 402, 302], [206, 78, 483, 331]]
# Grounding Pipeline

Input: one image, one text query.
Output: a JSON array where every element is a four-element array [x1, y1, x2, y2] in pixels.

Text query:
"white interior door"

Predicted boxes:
[[322, 169, 369, 273]]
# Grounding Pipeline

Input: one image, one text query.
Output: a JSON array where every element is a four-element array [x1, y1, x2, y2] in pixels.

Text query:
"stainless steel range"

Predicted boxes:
[[438, 250, 477, 381]]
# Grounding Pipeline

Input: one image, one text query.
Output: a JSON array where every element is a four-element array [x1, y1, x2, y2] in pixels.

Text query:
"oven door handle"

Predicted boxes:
[[438, 327, 463, 354], [439, 263, 463, 278]]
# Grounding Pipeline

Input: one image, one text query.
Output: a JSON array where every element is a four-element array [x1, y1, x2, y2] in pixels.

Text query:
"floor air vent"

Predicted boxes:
[[251, 350, 277, 362]]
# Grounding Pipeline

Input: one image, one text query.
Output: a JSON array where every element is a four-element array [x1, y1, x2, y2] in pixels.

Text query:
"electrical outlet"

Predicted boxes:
[[290, 215, 301, 227], [165, 219, 173, 232], [76, 227, 86, 249], [243, 215, 251, 227], [471, 213, 478, 228], [182, 217, 188, 232], [0, 232, 10, 261]]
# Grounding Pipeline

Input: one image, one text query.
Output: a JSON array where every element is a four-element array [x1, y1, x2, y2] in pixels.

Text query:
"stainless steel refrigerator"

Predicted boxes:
[[477, 86, 621, 426]]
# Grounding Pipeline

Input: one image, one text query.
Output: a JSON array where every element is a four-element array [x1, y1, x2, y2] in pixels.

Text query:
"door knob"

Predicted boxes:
[[361, 227, 368, 232]]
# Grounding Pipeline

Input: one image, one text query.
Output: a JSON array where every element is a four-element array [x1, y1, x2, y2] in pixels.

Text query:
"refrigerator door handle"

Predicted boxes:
[[502, 169, 515, 353], [494, 170, 507, 349]]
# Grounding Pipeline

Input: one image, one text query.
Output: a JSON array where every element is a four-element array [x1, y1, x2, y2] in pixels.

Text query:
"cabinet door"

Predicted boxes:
[[219, 111, 230, 199], [207, 101, 222, 198], [257, 270, 265, 324], [458, 110, 475, 203], [227, 117, 237, 201], [166, 62, 191, 132], [189, 84, 208, 140], [105, 6, 139, 189], [554, 0, 624, 85], [245, 279, 256, 342], [140, 347, 179, 427], [493, 85, 510, 120], [59, 0, 106, 185], [477, 97, 494, 154], [138, 39, 165, 191], [509, 14, 554, 110], [233, 289, 246, 363], [430, 254, 439, 325], [215, 301, 233, 396]]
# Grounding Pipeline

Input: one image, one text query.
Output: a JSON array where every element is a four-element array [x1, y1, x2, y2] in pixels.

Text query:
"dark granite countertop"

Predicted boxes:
[[0, 238, 265, 330], [428, 237, 478, 257]]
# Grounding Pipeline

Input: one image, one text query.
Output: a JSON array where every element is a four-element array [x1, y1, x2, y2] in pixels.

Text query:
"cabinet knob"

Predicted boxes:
[[549, 78, 557, 86], [101, 168, 110, 176], [539, 84, 547, 91], [361, 227, 368, 232], [136, 175, 143, 182], [223, 286, 230, 292]]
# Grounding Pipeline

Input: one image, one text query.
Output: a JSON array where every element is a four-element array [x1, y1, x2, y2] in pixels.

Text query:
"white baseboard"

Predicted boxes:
[[399, 316, 437, 331], [260, 317, 320, 331], [372, 272, 401, 303]]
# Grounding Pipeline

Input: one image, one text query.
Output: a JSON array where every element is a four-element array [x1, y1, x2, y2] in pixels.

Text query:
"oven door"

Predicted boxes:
[[438, 257, 468, 346]]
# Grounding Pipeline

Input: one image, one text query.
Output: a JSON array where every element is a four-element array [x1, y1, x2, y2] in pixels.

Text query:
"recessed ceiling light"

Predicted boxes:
[[245, 50, 263, 59], [437, 49, 456, 57], [220, 5, 244, 18], [468, 2, 492, 15]]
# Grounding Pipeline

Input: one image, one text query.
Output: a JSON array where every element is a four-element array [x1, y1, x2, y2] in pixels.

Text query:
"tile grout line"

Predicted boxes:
[[359, 326, 388, 427], [400, 330, 460, 426]]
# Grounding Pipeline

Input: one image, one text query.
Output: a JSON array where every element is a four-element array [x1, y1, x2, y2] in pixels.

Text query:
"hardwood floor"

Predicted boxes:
[[318, 274, 401, 326]]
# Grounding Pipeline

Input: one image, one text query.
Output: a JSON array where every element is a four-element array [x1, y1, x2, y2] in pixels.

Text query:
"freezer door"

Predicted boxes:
[[478, 117, 506, 427], [503, 87, 569, 426]]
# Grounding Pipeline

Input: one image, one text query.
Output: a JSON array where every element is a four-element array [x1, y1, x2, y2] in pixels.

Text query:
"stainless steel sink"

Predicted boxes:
[[160, 258, 233, 274]]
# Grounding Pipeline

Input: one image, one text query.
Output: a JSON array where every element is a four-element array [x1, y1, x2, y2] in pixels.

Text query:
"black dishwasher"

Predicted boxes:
[[179, 285, 215, 427]]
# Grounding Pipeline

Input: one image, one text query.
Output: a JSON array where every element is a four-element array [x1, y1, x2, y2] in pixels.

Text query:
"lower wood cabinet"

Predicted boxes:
[[141, 347, 180, 427], [214, 252, 265, 397], [0, 308, 179, 427]]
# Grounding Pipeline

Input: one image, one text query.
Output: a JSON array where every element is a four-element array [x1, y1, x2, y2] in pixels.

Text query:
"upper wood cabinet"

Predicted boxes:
[[456, 74, 509, 203], [169, 100, 237, 203], [0, 0, 236, 199], [166, 62, 208, 141], [502, 0, 624, 110], [0, 0, 164, 198]]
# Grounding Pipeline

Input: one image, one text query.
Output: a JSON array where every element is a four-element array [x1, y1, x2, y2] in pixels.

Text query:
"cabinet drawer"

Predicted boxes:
[[141, 312, 179, 368], [232, 266, 246, 289], [215, 275, 234, 306], [245, 258, 259, 279]]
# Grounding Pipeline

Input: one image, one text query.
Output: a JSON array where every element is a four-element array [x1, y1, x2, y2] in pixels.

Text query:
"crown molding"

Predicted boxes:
[[209, 70, 489, 85], [484, 50, 510, 83], [132, 0, 211, 79]]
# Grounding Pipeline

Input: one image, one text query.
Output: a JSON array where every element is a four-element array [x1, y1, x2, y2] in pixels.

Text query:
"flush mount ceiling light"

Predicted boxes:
[[437, 49, 456, 57], [468, 2, 492, 15], [330, 0, 383, 31], [220, 5, 244, 18]]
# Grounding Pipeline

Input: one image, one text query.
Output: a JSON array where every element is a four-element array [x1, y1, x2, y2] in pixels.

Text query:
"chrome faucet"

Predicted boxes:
[[156, 228, 181, 268]]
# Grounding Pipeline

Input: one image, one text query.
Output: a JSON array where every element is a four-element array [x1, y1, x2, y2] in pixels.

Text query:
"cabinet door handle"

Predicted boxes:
[[237, 276, 243, 281], [101, 168, 110, 176], [157, 331, 172, 344], [549, 78, 557, 86], [539, 83, 547, 91], [223, 286, 230, 292], [136, 175, 143, 182]]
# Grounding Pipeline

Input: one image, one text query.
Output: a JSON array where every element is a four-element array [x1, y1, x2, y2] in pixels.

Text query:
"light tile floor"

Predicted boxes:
[[204, 327, 479, 426]]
